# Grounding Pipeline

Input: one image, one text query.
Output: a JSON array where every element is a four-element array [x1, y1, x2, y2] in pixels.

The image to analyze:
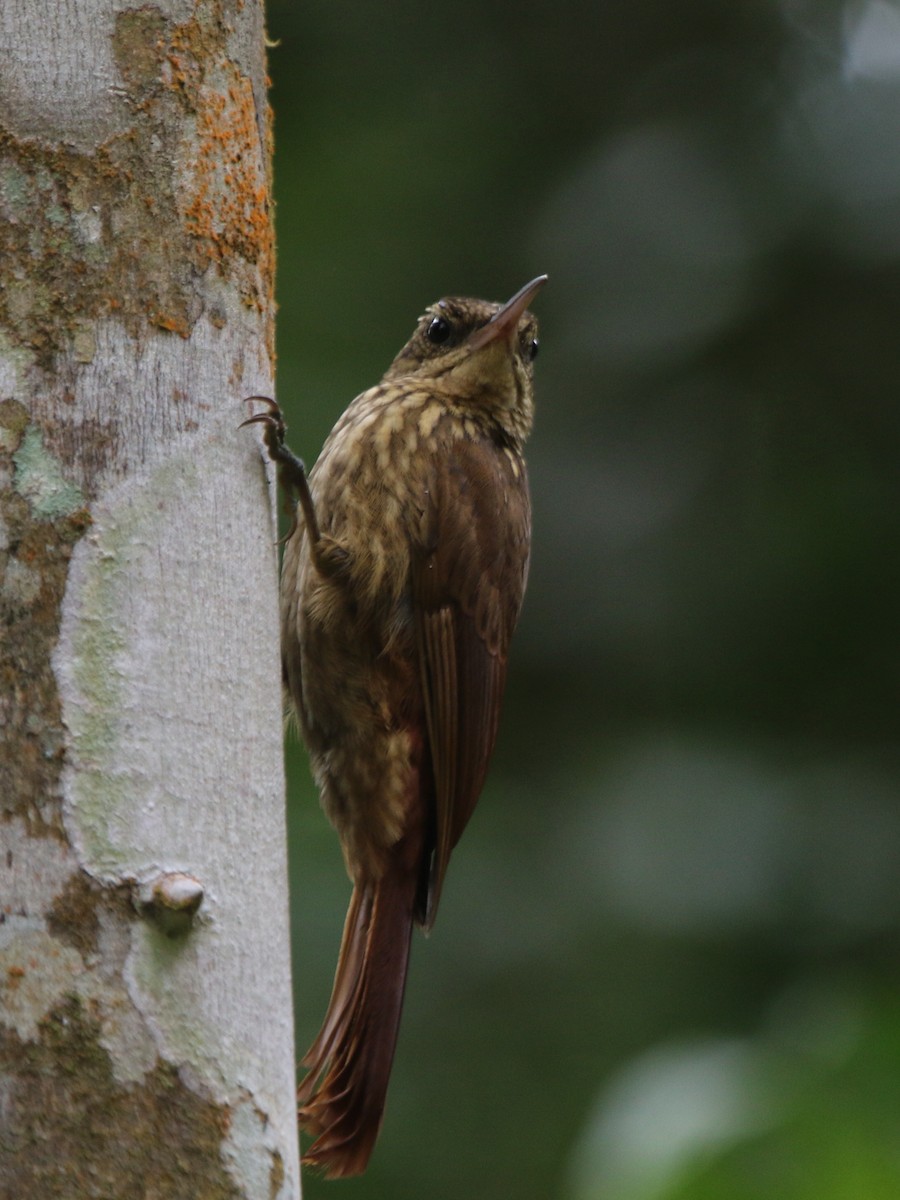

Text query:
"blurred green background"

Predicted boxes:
[[265, 1, 900, 1196]]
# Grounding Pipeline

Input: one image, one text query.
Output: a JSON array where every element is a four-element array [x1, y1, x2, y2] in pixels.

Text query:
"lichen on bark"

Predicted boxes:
[[1, 1, 295, 1192], [1, 400, 91, 830], [0, 994, 242, 1200], [0, 0, 273, 370]]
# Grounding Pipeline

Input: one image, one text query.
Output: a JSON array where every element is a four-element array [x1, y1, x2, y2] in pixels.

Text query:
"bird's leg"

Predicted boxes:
[[242, 396, 320, 545], [241, 397, 349, 578]]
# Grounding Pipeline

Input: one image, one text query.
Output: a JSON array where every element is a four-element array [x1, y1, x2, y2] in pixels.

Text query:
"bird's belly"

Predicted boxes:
[[296, 567, 423, 883]]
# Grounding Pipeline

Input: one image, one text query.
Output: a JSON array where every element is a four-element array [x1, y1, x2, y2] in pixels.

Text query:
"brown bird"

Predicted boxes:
[[244, 274, 546, 1178]]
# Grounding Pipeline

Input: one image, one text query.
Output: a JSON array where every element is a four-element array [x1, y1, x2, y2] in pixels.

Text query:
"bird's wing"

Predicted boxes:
[[413, 434, 530, 928]]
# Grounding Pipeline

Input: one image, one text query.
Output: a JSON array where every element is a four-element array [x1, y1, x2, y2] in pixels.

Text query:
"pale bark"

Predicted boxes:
[[0, 2, 300, 1196]]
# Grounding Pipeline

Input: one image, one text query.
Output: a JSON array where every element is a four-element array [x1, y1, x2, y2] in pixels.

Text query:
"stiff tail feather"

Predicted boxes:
[[298, 869, 416, 1178]]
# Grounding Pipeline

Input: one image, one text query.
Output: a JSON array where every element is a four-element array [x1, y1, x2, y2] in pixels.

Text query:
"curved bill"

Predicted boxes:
[[467, 274, 548, 350]]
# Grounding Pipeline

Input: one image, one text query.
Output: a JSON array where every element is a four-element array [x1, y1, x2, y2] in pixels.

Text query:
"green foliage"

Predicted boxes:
[[568, 984, 900, 1200]]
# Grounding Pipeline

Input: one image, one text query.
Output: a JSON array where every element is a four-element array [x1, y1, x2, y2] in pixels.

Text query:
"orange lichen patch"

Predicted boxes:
[[165, 23, 204, 104], [150, 309, 192, 338], [180, 73, 273, 310]]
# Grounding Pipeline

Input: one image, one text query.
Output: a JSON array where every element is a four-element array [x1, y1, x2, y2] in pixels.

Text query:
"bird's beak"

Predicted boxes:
[[467, 275, 548, 350]]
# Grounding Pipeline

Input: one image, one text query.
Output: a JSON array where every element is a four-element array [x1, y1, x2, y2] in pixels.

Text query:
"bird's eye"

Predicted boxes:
[[528, 338, 539, 361], [426, 316, 452, 345]]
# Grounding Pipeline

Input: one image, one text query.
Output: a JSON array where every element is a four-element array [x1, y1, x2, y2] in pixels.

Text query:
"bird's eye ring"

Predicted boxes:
[[426, 316, 452, 345], [528, 338, 539, 361]]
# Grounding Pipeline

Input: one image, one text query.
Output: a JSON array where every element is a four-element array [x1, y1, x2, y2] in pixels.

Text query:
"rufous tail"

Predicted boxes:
[[297, 868, 416, 1178]]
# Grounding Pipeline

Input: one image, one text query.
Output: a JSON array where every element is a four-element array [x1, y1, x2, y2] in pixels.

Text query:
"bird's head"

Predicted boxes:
[[383, 275, 547, 444]]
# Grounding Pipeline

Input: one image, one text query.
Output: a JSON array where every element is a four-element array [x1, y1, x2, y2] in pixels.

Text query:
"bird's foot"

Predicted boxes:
[[241, 396, 308, 491], [241, 395, 319, 544]]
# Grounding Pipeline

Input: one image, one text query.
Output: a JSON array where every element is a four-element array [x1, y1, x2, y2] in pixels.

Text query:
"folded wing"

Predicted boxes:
[[413, 434, 531, 927]]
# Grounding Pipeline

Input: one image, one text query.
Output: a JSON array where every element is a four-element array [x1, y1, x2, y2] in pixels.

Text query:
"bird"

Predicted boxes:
[[243, 274, 546, 1178]]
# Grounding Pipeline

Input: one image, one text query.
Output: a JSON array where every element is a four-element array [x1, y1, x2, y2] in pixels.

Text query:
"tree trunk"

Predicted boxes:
[[0, 2, 300, 1196]]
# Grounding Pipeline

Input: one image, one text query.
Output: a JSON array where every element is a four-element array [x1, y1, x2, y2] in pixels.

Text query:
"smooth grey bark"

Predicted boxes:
[[0, 2, 300, 1196]]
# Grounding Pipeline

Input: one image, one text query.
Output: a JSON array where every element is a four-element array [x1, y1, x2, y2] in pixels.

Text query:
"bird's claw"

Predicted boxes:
[[241, 395, 315, 545], [241, 395, 283, 424], [241, 395, 290, 459]]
